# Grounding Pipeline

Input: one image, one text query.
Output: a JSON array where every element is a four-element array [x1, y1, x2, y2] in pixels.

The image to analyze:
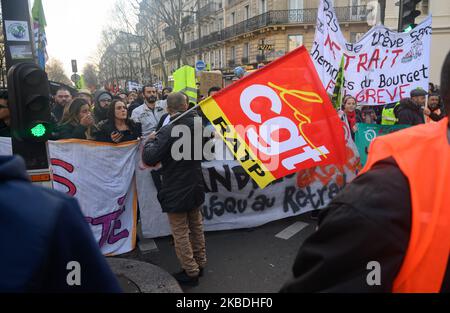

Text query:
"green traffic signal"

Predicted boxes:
[[30, 123, 47, 137], [404, 24, 414, 32]]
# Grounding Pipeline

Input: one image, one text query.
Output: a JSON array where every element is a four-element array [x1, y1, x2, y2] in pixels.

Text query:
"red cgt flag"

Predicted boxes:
[[200, 46, 346, 188]]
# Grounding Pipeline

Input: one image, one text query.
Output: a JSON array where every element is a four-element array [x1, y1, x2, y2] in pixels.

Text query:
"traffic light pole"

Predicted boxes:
[[1, 0, 53, 187], [1, 0, 36, 68], [397, 0, 404, 32]]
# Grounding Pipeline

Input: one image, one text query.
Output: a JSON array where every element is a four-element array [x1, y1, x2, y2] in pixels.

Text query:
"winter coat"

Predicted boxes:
[[0, 121, 10, 137], [280, 157, 449, 292], [51, 103, 65, 123], [395, 98, 425, 126], [142, 111, 205, 213], [94, 120, 142, 143], [55, 122, 90, 140], [127, 99, 144, 118], [0, 156, 121, 292]]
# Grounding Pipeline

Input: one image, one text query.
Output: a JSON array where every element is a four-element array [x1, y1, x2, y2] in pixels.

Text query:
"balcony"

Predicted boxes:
[[165, 48, 178, 59], [182, 15, 195, 27], [183, 6, 367, 56], [220, 6, 367, 42], [199, 31, 221, 46], [151, 57, 161, 65]]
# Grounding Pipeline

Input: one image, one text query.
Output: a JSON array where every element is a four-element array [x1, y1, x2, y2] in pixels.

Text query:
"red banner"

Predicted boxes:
[[200, 46, 346, 188]]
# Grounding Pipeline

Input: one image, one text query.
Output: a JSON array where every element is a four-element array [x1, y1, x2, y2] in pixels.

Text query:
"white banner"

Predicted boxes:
[[138, 139, 360, 238], [0, 138, 138, 256], [1, 136, 359, 244], [312, 0, 432, 105]]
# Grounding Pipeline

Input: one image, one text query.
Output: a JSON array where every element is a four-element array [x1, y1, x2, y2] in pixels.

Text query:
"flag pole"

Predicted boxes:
[[153, 102, 203, 135]]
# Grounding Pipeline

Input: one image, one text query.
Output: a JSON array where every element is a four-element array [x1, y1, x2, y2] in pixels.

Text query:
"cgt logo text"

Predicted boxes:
[[239, 83, 330, 170]]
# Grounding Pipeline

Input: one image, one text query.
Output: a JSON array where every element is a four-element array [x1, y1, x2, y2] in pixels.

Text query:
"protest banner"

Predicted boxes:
[[200, 45, 347, 189], [127, 81, 142, 93], [354, 123, 410, 166], [312, 0, 431, 105], [0, 137, 138, 256], [1, 136, 360, 243], [138, 137, 360, 238]]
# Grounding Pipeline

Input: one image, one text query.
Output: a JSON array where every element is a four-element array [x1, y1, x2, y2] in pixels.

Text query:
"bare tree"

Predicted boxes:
[[46, 58, 72, 85], [82, 63, 99, 90], [152, 0, 191, 68], [138, 0, 170, 85]]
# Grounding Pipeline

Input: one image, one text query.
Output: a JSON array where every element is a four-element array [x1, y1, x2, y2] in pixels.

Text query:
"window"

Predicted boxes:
[[289, 0, 303, 10], [350, 32, 365, 43], [245, 5, 250, 20], [260, 0, 267, 14], [231, 12, 235, 25], [231, 46, 236, 61], [351, 0, 361, 16], [288, 35, 303, 52], [243, 43, 250, 58]]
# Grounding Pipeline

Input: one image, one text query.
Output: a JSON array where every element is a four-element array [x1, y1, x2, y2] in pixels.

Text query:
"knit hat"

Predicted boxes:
[[98, 93, 112, 101]]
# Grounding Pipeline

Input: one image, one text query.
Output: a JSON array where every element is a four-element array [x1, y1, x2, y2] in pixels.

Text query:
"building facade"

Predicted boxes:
[[145, 0, 450, 88], [144, 0, 372, 84]]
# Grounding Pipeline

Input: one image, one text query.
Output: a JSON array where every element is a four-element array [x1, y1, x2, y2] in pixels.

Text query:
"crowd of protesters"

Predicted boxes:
[[335, 82, 447, 140], [1, 80, 446, 142]]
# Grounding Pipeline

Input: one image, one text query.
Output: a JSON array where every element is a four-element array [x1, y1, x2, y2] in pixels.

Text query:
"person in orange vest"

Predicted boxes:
[[281, 51, 450, 293], [425, 93, 446, 123]]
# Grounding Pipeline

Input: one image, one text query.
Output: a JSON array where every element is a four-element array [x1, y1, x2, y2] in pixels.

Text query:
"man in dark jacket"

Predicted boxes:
[[0, 155, 121, 292], [394, 88, 427, 125], [281, 52, 450, 293], [52, 87, 73, 123], [142, 92, 206, 286]]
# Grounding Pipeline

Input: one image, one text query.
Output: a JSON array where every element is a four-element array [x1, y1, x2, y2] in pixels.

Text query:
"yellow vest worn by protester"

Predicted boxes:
[[381, 102, 399, 125]]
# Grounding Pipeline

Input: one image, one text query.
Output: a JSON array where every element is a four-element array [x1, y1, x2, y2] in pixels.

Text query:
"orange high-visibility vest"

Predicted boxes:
[[360, 118, 450, 293]]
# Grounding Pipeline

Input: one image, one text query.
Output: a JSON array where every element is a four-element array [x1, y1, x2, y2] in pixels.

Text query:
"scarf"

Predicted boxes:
[[346, 111, 357, 131]]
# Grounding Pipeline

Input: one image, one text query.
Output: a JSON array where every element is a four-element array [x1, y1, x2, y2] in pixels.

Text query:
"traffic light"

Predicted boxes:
[[7, 62, 52, 142], [396, 0, 422, 32]]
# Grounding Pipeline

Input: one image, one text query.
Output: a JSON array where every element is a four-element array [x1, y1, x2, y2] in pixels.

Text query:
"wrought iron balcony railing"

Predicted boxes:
[[153, 6, 368, 63]]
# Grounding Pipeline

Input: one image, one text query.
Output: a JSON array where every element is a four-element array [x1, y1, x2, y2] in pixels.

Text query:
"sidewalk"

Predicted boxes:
[[107, 258, 182, 293]]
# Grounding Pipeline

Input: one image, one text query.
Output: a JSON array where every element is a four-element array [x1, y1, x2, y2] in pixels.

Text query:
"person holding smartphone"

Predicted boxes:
[[94, 99, 142, 143]]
